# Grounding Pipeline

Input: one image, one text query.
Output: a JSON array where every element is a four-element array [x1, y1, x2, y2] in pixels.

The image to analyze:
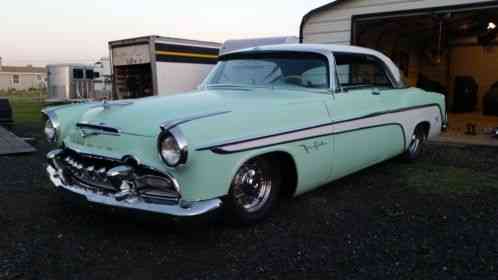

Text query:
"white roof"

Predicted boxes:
[[224, 43, 402, 84], [221, 36, 299, 55]]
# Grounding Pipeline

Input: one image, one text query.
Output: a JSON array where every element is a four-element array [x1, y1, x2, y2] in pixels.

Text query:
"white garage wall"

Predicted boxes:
[[302, 0, 494, 44]]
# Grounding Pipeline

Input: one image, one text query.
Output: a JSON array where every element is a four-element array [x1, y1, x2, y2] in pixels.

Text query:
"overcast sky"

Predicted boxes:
[[0, 0, 330, 66]]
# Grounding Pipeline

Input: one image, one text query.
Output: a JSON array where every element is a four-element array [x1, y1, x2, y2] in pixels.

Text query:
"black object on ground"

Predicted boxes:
[[0, 97, 13, 125], [452, 76, 478, 113], [417, 74, 448, 97]]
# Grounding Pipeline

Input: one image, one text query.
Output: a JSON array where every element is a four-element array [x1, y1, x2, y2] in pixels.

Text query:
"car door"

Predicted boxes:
[[326, 52, 405, 180]]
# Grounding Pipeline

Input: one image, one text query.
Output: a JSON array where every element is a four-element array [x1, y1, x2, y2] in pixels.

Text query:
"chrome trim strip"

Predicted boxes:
[[77, 122, 120, 134], [47, 165, 221, 217], [196, 120, 332, 151], [199, 104, 441, 154], [160, 110, 231, 130]]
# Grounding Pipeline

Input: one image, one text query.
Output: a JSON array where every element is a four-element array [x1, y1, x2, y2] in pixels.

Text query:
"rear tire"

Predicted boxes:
[[223, 157, 281, 225], [403, 125, 427, 161]]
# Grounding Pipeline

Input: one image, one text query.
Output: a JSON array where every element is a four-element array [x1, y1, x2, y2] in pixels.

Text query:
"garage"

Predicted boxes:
[[301, 0, 498, 139]]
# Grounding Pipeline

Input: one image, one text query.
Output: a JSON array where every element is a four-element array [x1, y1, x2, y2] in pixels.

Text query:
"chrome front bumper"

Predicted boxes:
[[47, 164, 222, 217]]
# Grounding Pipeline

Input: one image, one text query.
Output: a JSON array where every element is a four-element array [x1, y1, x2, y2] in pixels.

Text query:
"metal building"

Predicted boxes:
[[301, 0, 498, 134]]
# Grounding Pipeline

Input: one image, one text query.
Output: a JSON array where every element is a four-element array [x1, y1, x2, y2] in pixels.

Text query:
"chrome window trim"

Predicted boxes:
[[160, 110, 231, 131]]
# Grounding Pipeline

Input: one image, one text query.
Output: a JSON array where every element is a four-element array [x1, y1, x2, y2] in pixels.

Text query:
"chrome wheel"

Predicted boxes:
[[231, 161, 273, 213], [408, 134, 422, 154], [404, 125, 427, 161]]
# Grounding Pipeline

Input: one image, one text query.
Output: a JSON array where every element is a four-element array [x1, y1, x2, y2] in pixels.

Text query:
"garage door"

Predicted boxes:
[[351, 2, 498, 135]]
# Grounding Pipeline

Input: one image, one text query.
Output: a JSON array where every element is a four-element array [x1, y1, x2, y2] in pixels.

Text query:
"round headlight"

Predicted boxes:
[[44, 119, 57, 143], [158, 127, 188, 167]]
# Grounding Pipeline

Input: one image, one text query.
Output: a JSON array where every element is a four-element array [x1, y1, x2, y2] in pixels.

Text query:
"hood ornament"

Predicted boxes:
[[91, 100, 133, 110]]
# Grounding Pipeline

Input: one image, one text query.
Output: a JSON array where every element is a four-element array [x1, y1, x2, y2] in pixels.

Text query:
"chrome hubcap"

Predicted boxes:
[[409, 135, 420, 154], [232, 162, 272, 213], [409, 132, 425, 154]]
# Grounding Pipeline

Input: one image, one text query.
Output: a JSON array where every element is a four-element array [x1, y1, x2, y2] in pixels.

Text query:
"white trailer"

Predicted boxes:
[[109, 35, 221, 99], [46, 64, 97, 102], [93, 57, 112, 100]]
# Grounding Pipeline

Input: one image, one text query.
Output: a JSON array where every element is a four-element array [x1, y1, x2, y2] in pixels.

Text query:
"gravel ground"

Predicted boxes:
[[1, 123, 498, 280]]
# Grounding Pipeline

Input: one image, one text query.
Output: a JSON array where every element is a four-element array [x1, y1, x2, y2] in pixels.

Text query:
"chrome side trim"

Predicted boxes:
[[77, 122, 121, 137], [160, 110, 231, 130], [199, 104, 442, 154], [196, 120, 332, 152], [47, 165, 221, 217]]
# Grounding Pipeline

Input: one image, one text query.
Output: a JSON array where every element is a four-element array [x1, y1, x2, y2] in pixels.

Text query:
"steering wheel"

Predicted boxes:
[[282, 75, 304, 86]]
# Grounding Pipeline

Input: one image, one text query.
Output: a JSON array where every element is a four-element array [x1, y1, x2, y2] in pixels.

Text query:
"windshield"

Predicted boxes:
[[204, 52, 330, 90]]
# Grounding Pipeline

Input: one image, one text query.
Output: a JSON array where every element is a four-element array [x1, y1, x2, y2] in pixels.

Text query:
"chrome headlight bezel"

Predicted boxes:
[[157, 126, 188, 167], [43, 111, 60, 144]]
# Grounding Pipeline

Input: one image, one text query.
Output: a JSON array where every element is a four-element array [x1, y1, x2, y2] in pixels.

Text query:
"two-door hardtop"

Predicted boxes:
[[44, 44, 447, 224]]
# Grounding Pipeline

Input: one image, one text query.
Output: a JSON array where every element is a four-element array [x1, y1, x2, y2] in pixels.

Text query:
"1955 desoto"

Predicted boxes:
[[44, 44, 447, 224]]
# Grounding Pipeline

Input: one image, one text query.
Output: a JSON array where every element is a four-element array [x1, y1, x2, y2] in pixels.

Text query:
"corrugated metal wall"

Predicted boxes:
[[302, 0, 492, 44]]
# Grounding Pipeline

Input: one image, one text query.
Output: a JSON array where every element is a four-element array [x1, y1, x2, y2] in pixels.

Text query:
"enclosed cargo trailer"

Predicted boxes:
[[47, 64, 97, 101], [109, 35, 221, 99]]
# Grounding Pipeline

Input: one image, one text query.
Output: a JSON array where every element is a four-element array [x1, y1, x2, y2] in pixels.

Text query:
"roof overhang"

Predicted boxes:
[[300, 0, 350, 43]]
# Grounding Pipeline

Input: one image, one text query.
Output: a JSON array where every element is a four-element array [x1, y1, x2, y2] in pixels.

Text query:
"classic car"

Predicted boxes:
[[43, 44, 447, 224]]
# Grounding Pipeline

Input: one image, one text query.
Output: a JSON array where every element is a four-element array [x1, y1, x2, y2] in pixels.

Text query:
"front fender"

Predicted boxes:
[[42, 102, 100, 147], [173, 134, 333, 202]]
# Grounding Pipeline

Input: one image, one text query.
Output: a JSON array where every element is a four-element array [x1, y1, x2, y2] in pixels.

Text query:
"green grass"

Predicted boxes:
[[8, 96, 45, 123], [1, 90, 47, 123]]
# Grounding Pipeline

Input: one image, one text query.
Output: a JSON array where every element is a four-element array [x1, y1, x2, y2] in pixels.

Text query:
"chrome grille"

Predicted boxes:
[[58, 154, 116, 192], [53, 149, 180, 200]]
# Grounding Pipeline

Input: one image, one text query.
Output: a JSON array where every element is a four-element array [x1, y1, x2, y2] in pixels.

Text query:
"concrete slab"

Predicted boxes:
[[0, 125, 36, 155], [430, 133, 498, 148]]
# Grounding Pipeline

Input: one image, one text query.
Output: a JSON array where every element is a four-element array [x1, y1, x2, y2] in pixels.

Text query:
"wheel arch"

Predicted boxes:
[[416, 121, 431, 137], [230, 149, 299, 198]]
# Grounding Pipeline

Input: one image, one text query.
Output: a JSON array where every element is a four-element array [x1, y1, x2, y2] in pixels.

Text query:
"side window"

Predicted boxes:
[[334, 53, 393, 90], [301, 66, 327, 89]]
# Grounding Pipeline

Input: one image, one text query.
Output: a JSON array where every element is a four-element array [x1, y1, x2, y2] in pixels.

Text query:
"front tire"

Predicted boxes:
[[224, 157, 280, 225]]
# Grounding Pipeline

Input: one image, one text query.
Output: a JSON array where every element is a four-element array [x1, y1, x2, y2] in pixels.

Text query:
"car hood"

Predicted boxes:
[[78, 88, 327, 137]]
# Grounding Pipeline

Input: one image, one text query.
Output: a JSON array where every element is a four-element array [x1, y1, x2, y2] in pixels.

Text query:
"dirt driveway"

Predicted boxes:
[[1, 123, 498, 279]]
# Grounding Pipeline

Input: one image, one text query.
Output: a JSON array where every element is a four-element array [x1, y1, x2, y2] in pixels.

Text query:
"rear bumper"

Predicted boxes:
[[47, 164, 222, 217]]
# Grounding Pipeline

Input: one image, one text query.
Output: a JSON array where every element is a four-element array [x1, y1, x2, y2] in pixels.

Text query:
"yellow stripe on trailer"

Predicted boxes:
[[156, 51, 218, 59]]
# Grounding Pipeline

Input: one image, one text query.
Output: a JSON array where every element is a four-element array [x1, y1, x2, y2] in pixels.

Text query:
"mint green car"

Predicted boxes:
[[44, 44, 447, 224]]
